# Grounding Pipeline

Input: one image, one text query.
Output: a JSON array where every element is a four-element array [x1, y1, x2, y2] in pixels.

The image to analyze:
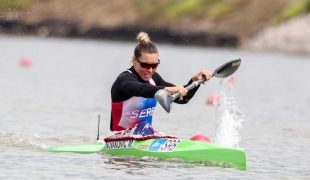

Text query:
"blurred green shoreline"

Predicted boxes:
[[1, 0, 310, 48]]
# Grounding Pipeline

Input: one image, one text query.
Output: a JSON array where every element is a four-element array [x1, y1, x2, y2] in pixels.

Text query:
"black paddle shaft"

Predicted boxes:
[[171, 77, 206, 99], [171, 59, 241, 100]]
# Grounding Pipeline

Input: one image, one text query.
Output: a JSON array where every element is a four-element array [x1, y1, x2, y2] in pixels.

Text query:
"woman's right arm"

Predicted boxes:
[[153, 73, 199, 103]]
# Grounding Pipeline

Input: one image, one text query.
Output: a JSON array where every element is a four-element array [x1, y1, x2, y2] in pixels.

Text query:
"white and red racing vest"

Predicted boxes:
[[111, 70, 157, 131]]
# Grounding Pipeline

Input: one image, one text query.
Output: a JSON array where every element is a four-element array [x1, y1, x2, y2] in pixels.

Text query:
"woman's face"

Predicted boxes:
[[133, 52, 159, 81]]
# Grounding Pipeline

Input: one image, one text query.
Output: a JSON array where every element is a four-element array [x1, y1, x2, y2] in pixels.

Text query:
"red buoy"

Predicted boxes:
[[20, 58, 32, 67], [206, 94, 221, 105], [190, 134, 210, 143], [228, 76, 236, 84]]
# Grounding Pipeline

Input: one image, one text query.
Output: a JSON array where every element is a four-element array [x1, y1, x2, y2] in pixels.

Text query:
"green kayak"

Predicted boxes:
[[45, 60, 246, 169], [45, 138, 246, 170]]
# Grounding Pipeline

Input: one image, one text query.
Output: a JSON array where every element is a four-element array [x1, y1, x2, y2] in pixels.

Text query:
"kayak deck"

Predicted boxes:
[[100, 138, 246, 170]]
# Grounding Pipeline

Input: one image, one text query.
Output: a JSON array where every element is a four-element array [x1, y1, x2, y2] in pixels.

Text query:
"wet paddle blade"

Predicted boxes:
[[44, 144, 105, 154], [154, 89, 173, 113], [213, 59, 241, 78]]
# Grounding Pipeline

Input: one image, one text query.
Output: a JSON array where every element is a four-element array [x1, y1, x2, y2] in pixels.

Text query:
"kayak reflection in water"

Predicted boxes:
[[109, 31, 212, 138]]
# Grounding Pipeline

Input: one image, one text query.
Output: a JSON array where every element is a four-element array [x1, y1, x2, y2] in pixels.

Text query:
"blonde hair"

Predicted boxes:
[[136, 32, 152, 43], [134, 31, 158, 59]]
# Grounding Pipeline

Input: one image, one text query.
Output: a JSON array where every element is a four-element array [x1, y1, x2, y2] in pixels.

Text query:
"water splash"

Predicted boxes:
[[212, 78, 244, 148]]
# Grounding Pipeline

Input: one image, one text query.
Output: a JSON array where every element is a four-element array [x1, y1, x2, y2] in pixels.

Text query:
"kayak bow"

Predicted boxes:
[[45, 144, 105, 154]]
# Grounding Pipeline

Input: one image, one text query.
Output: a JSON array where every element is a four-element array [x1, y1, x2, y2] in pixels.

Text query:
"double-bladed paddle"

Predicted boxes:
[[154, 59, 241, 113]]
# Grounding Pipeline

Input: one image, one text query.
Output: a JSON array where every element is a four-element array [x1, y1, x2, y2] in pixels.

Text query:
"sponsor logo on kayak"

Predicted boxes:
[[138, 144, 149, 149], [149, 138, 168, 151], [232, 61, 241, 67], [106, 140, 134, 150], [149, 139, 181, 152], [159, 139, 181, 152]]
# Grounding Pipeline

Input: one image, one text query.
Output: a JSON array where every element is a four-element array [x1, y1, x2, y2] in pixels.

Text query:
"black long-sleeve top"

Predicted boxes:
[[111, 66, 200, 104]]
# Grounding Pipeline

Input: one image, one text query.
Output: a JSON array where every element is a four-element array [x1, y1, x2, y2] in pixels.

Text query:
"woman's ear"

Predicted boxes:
[[132, 56, 136, 67]]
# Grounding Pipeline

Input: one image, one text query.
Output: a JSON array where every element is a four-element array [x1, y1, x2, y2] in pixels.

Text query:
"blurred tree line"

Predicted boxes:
[[1, 0, 310, 23]]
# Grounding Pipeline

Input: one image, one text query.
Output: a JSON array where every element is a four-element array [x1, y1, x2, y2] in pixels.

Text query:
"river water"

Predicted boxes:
[[0, 35, 309, 179]]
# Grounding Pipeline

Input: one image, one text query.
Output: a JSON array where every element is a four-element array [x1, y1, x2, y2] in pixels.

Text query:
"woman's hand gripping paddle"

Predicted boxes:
[[154, 59, 241, 113]]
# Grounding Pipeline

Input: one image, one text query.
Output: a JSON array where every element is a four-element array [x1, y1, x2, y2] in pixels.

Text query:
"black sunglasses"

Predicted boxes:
[[136, 57, 160, 70]]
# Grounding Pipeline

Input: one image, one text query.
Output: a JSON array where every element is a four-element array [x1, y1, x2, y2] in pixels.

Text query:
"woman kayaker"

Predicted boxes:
[[110, 31, 212, 132]]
